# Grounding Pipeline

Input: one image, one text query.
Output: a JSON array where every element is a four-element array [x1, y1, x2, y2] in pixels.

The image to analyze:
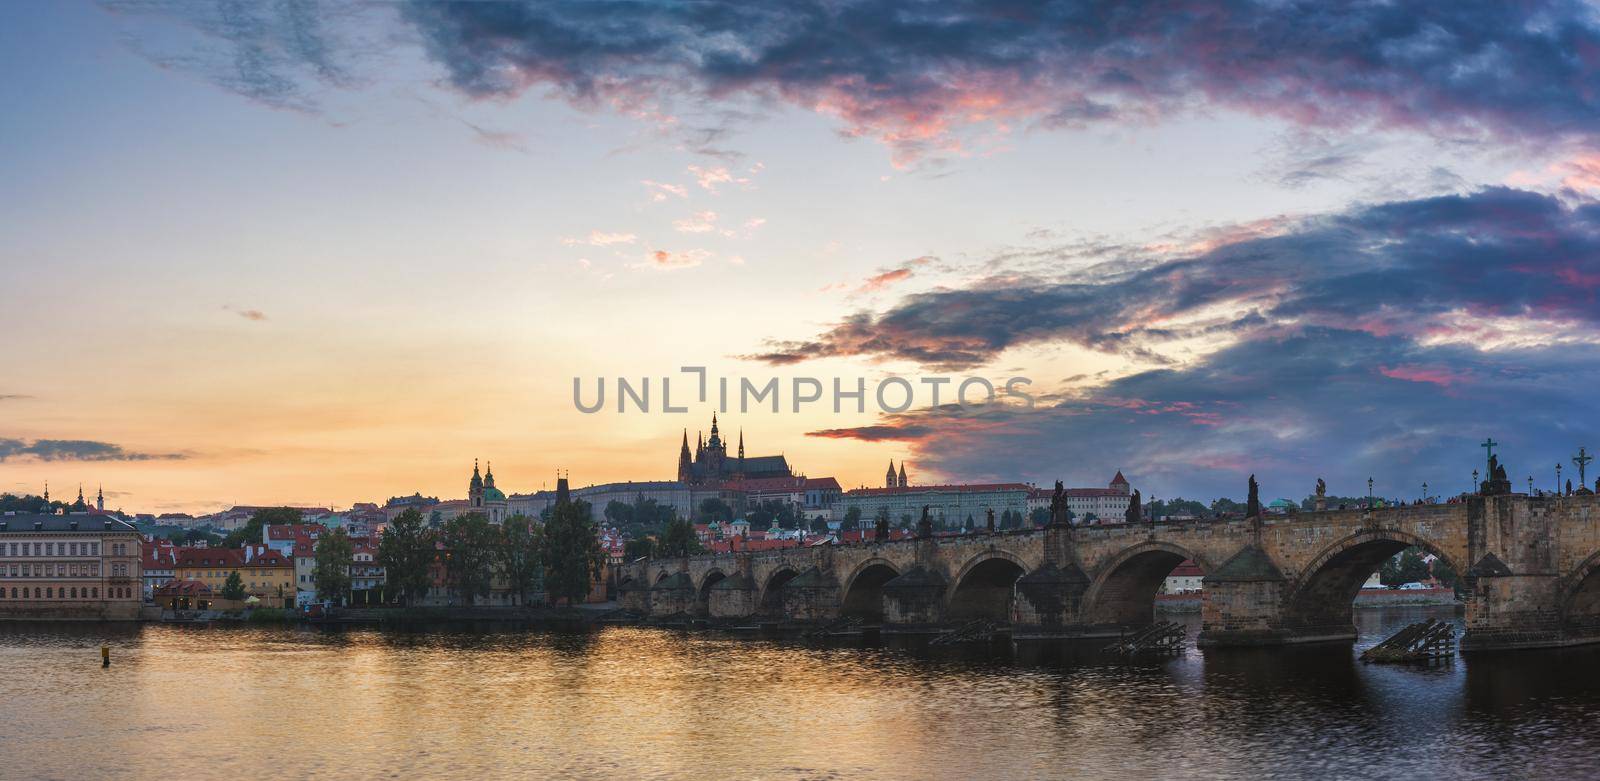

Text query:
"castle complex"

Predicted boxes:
[[676, 414, 793, 486]]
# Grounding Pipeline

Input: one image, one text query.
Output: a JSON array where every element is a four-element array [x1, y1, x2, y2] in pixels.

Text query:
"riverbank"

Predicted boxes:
[[151, 602, 624, 627]]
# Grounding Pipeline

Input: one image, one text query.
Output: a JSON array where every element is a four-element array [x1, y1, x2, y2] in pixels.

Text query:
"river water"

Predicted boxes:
[[1, 607, 1596, 780]]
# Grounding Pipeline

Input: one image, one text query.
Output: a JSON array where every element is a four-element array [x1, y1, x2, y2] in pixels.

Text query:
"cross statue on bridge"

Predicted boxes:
[[1481, 438, 1499, 467], [1575, 447, 1594, 487]]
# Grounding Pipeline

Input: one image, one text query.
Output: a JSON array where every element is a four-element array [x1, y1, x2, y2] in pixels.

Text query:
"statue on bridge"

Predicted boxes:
[[1049, 480, 1072, 528], [917, 505, 934, 539], [1125, 489, 1142, 525], [1481, 453, 1513, 496], [1247, 474, 1261, 519], [986, 507, 996, 534], [1315, 478, 1326, 497], [874, 513, 889, 543]]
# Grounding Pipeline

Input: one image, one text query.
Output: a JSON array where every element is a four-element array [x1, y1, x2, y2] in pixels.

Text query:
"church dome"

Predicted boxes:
[[482, 486, 507, 503]]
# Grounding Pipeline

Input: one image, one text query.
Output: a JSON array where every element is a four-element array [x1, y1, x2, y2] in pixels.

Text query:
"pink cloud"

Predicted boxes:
[[1378, 364, 1470, 387]]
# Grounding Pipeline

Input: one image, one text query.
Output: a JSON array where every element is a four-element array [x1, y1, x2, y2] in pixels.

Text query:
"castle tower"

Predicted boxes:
[[886, 460, 898, 488], [469, 459, 485, 507], [899, 462, 908, 488], [42, 481, 50, 513], [556, 474, 571, 506], [96, 484, 104, 513], [1110, 471, 1130, 496]]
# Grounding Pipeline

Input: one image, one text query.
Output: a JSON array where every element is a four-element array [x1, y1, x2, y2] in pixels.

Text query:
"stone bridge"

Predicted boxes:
[[619, 494, 1600, 651]]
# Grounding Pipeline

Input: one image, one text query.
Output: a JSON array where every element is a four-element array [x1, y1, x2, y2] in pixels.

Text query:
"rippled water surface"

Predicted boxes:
[[3, 608, 1599, 780]]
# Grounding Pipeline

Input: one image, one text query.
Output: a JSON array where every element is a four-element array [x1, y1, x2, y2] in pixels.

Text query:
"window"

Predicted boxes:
[[70, 587, 77, 599], [91, 587, 98, 598], [45, 587, 53, 599], [90, 543, 98, 556]]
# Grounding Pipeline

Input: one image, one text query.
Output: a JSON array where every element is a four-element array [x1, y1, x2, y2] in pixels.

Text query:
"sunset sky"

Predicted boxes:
[[6, 1, 1600, 513]]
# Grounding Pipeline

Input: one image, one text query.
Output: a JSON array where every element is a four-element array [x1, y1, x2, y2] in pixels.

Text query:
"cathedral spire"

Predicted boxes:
[[96, 484, 104, 513], [886, 460, 897, 488], [899, 461, 908, 487], [678, 429, 693, 483], [485, 461, 496, 489], [738, 428, 745, 459]]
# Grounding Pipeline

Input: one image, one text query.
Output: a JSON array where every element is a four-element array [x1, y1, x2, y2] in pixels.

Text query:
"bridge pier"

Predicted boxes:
[[1012, 522, 1091, 638], [707, 573, 758, 619], [1197, 544, 1291, 647], [779, 568, 841, 621], [882, 567, 948, 630], [648, 572, 695, 618], [1461, 495, 1567, 651]]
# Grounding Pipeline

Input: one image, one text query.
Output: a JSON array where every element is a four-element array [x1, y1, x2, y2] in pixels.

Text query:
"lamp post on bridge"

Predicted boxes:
[[1529, 476, 1535, 496], [1367, 477, 1374, 509], [1557, 463, 1564, 495], [1472, 469, 1479, 493], [1422, 482, 1429, 503]]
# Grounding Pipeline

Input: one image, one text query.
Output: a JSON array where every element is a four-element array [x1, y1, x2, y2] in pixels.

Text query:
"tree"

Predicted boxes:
[[1431, 555, 1464, 598], [1209, 498, 1245, 516], [698, 497, 733, 524], [604, 500, 634, 526], [225, 506, 302, 549], [543, 498, 604, 606], [1029, 507, 1051, 527], [500, 514, 544, 606], [1380, 547, 1432, 587], [313, 528, 354, 605], [844, 506, 863, 527], [378, 508, 436, 606], [623, 537, 655, 560], [220, 571, 246, 601], [442, 512, 498, 606], [657, 517, 702, 558]]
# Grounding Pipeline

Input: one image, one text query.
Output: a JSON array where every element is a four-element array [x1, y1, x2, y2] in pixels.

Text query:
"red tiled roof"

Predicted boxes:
[[175, 546, 293, 569], [266, 524, 327, 541], [705, 537, 805, 553], [1110, 471, 1129, 486], [154, 579, 213, 597], [846, 483, 1031, 497], [1169, 559, 1204, 577], [140, 541, 178, 569], [1065, 488, 1126, 498]]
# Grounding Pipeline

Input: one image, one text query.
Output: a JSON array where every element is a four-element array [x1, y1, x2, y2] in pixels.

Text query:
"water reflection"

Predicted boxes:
[[2, 607, 1598, 779]]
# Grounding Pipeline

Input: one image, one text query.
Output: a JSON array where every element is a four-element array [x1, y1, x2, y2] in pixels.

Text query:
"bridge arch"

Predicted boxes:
[[1284, 529, 1462, 636], [946, 550, 1029, 622], [757, 566, 802, 616], [1082, 541, 1211, 627], [1559, 549, 1600, 635], [695, 569, 728, 617], [840, 558, 900, 620]]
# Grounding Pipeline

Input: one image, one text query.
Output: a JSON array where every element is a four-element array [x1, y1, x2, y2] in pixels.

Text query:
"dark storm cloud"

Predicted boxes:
[[812, 329, 1600, 500], [0, 438, 187, 462], [111, 1, 1600, 161], [397, 0, 1600, 161], [754, 188, 1600, 369]]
